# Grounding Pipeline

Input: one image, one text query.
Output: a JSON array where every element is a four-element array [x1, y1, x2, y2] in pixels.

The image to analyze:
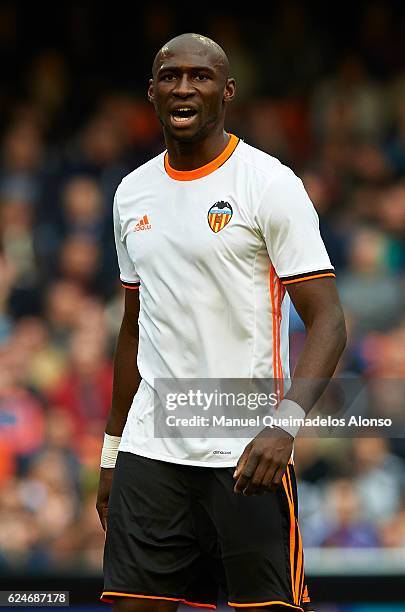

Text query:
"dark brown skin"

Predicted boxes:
[[96, 288, 140, 531], [233, 277, 346, 496], [148, 33, 236, 170]]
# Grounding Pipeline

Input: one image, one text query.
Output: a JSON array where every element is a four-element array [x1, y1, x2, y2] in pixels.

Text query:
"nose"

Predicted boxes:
[[172, 74, 194, 98]]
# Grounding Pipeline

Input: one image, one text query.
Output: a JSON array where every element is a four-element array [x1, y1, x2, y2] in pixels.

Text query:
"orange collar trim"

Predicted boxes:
[[164, 134, 239, 181]]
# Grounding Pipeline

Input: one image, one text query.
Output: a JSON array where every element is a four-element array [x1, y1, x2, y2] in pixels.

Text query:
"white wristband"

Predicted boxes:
[[100, 433, 122, 468], [273, 399, 306, 438]]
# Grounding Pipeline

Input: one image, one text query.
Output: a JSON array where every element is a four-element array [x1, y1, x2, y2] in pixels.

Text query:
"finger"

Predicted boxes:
[[269, 465, 286, 491], [233, 446, 250, 479], [262, 464, 284, 491], [234, 451, 260, 494], [242, 458, 271, 496]]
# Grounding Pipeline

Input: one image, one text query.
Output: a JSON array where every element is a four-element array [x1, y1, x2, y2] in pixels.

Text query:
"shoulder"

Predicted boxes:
[[232, 140, 303, 200], [116, 151, 165, 198], [237, 141, 305, 207], [235, 139, 300, 189]]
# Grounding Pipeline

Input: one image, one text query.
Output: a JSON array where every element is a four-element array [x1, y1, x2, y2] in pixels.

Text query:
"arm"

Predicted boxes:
[[106, 288, 141, 436], [234, 277, 346, 496], [96, 288, 140, 529], [284, 277, 347, 409]]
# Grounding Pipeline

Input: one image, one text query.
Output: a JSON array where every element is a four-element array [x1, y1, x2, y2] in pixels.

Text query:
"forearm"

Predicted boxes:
[[285, 304, 347, 414], [105, 318, 141, 436]]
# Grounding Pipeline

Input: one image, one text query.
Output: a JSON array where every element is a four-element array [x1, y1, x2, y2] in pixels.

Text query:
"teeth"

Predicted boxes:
[[171, 106, 196, 123]]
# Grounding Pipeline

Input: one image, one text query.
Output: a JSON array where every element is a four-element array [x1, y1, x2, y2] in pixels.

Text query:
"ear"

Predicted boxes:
[[223, 78, 236, 104], [148, 79, 154, 103]]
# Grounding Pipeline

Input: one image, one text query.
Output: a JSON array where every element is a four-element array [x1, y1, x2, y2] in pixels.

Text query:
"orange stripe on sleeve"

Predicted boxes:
[[282, 272, 335, 285]]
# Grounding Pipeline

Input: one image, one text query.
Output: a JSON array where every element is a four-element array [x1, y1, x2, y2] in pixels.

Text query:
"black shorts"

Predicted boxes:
[[101, 452, 313, 611]]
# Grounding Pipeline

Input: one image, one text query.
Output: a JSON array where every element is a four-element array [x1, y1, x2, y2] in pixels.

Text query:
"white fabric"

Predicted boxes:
[[100, 433, 122, 468], [114, 137, 333, 466], [272, 399, 306, 438]]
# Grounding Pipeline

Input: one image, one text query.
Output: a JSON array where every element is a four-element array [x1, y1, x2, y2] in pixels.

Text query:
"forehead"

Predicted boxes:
[[155, 44, 221, 73]]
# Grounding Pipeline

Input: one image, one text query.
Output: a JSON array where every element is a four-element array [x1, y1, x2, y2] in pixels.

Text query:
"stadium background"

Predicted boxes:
[[1, 1, 405, 610]]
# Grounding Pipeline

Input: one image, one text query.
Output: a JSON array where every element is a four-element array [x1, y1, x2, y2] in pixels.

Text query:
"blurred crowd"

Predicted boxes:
[[1, 1, 405, 574]]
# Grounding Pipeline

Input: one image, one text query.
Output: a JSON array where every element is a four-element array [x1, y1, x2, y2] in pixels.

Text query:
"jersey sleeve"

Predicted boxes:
[[113, 192, 140, 290], [256, 167, 335, 285]]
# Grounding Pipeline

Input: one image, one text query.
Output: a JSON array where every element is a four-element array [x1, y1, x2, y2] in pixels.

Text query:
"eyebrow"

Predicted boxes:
[[157, 64, 216, 74]]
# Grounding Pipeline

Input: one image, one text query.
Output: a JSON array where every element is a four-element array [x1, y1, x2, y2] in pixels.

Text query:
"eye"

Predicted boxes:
[[161, 74, 176, 81], [195, 74, 209, 81]]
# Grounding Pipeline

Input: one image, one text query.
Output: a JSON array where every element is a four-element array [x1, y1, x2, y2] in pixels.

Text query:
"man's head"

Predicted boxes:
[[148, 33, 236, 143]]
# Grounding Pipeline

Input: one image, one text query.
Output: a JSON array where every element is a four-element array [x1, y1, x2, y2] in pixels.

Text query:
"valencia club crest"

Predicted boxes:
[[207, 201, 233, 233]]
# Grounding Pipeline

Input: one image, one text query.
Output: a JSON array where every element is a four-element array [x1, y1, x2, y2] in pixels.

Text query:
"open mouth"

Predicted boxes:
[[170, 107, 198, 126]]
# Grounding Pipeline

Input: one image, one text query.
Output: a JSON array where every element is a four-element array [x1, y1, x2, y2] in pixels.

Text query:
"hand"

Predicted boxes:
[[233, 427, 293, 496], [96, 467, 114, 531]]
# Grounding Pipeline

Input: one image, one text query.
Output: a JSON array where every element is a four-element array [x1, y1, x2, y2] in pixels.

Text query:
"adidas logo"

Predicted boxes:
[[134, 214, 151, 231]]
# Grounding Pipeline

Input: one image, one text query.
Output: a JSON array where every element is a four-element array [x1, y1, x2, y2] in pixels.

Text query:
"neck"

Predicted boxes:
[[164, 126, 230, 171]]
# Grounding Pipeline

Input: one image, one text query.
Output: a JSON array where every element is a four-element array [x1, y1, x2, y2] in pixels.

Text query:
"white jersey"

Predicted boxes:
[[114, 134, 334, 466]]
